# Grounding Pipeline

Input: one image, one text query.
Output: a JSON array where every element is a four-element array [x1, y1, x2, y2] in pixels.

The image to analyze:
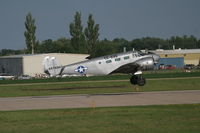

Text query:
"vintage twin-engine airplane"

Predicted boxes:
[[43, 51, 160, 86]]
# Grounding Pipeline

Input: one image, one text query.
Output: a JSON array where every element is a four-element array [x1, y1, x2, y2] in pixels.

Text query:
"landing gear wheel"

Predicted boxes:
[[130, 75, 146, 86], [137, 75, 146, 86], [130, 75, 138, 85]]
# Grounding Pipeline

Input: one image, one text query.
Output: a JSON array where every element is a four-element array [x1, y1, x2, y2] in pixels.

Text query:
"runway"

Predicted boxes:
[[0, 90, 200, 111]]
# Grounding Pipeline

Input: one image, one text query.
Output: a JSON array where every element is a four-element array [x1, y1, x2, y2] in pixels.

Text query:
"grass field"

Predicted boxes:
[[0, 77, 200, 97], [0, 104, 199, 133], [0, 71, 200, 85]]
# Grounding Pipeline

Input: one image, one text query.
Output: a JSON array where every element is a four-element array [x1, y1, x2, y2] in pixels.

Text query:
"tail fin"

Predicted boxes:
[[43, 56, 62, 77]]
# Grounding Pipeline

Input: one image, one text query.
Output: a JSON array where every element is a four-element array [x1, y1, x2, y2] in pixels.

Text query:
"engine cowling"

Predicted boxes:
[[135, 57, 154, 70]]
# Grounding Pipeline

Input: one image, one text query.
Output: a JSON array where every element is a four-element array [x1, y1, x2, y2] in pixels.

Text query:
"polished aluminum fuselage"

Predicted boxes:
[[60, 51, 160, 76]]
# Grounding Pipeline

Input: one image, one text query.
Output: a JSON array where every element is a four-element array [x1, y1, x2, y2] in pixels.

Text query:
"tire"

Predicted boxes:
[[130, 75, 146, 86], [137, 76, 146, 86], [130, 75, 138, 85]]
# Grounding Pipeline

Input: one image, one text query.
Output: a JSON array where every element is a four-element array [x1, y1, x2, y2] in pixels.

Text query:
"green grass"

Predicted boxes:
[[1, 71, 200, 85], [0, 78, 200, 97], [0, 104, 200, 133]]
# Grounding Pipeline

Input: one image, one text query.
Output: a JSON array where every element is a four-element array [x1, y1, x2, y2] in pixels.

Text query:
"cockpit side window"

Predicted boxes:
[[115, 58, 121, 61], [138, 51, 145, 56], [132, 54, 138, 58], [106, 60, 112, 63], [124, 56, 130, 60]]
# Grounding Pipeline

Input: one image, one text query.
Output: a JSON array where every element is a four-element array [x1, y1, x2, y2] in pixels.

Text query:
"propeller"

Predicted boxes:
[[151, 54, 158, 70]]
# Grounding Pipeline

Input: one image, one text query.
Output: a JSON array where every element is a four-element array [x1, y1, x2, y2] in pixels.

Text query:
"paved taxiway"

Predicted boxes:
[[0, 90, 200, 111]]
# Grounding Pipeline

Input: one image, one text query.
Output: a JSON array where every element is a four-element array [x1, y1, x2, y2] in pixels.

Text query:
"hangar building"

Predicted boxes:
[[151, 49, 200, 67], [157, 57, 184, 68], [0, 53, 89, 76]]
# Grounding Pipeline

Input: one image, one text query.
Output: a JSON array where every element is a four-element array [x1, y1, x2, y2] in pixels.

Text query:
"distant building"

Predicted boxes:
[[157, 57, 184, 68], [151, 49, 200, 67], [0, 53, 89, 76]]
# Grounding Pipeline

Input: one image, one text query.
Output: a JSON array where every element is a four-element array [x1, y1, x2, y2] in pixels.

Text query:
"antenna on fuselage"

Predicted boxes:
[[123, 47, 126, 52]]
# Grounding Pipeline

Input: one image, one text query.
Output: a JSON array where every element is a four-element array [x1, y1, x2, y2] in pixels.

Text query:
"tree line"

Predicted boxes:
[[1, 12, 200, 57], [1, 35, 200, 57]]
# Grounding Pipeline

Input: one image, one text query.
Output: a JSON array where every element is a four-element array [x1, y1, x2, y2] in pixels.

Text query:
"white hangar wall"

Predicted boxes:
[[23, 53, 89, 76], [0, 53, 89, 77]]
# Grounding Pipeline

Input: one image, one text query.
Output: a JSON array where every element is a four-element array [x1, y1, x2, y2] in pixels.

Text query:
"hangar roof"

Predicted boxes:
[[151, 49, 200, 55], [0, 53, 89, 59]]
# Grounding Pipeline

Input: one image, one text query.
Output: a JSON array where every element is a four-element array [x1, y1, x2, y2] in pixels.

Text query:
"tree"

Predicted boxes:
[[113, 38, 130, 52], [198, 39, 200, 48], [90, 40, 118, 58], [168, 35, 198, 49], [24, 12, 37, 54], [69, 12, 86, 53], [38, 39, 55, 53], [55, 37, 73, 53], [84, 14, 99, 56], [0, 49, 24, 56]]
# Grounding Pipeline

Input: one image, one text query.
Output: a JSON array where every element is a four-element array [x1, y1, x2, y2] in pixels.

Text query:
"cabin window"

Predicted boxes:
[[115, 58, 121, 61], [106, 60, 112, 63], [124, 56, 130, 60]]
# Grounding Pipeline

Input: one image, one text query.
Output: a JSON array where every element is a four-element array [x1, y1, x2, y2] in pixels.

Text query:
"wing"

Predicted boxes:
[[110, 62, 139, 74]]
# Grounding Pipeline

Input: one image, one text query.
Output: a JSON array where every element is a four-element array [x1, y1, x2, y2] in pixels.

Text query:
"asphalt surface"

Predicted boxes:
[[0, 90, 200, 111]]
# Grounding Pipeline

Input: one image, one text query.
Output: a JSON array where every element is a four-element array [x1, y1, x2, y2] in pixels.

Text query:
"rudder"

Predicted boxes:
[[43, 56, 62, 77]]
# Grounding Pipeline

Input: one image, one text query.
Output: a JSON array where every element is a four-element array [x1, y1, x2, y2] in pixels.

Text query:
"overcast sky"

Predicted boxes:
[[0, 0, 200, 50]]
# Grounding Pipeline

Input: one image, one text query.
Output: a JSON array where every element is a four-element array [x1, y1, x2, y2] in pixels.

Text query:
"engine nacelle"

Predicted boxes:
[[135, 57, 154, 70]]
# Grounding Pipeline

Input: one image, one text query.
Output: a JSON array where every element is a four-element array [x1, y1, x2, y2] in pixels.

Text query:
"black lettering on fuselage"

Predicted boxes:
[[48, 66, 62, 70]]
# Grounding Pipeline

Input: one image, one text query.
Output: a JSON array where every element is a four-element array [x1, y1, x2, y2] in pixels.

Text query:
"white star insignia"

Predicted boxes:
[[75, 66, 88, 74]]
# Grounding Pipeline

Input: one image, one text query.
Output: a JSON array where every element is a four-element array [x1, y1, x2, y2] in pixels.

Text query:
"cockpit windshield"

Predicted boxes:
[[137, 50, 155, 55]]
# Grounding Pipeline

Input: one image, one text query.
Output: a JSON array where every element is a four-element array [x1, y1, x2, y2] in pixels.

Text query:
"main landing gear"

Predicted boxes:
[[130, 74, 146, 86]]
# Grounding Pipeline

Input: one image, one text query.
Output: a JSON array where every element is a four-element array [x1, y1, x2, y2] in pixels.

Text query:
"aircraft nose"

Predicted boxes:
[[152, 54, 160, 64]]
